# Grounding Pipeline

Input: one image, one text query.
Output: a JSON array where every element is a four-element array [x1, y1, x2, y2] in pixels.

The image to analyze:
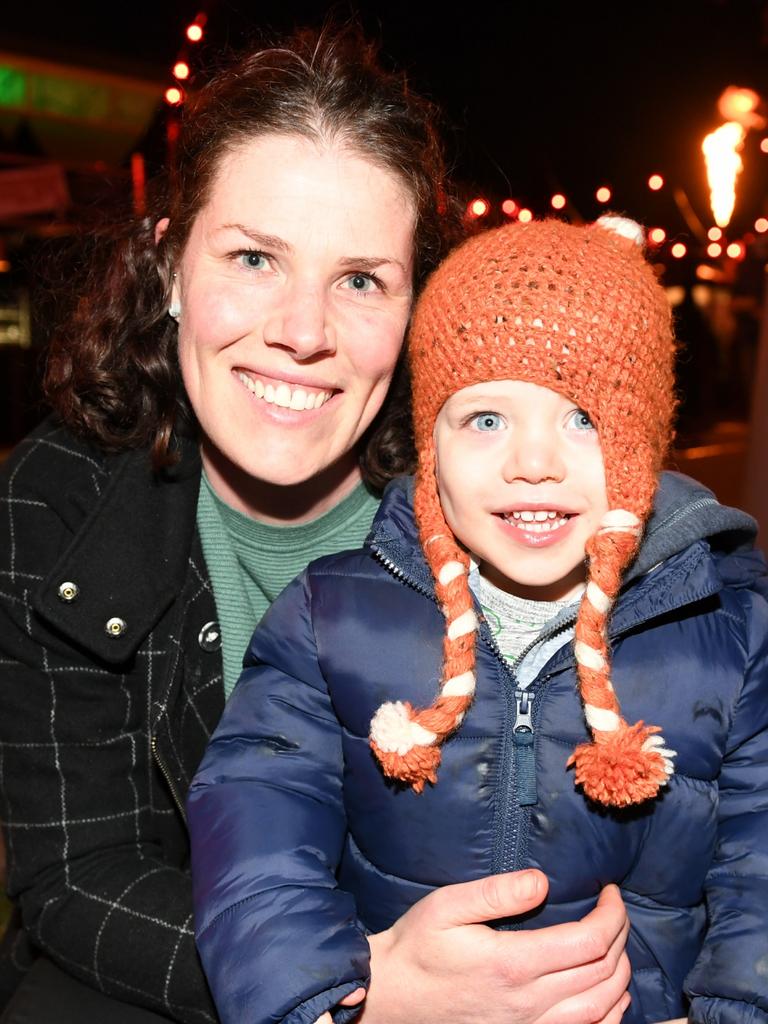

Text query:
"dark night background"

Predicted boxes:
[[4, 1, 768, 228]]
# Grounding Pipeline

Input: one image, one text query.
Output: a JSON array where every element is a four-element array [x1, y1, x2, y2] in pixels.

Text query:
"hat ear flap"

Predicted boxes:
[[568, 510, 676, 806], [369, 450, 477, 792]]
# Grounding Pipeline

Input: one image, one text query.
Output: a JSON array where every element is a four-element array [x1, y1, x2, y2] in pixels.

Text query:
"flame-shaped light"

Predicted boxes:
[[702, 121, 745, 227]]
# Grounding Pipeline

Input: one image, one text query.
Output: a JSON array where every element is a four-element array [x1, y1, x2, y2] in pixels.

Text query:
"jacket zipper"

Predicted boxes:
[[151, 733, 187, 821], [371, 542, 571, 875], [487, 615, 576, 874]]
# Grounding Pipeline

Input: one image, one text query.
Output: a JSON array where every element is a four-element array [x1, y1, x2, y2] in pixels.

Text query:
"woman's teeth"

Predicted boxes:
[[236, 372, 333, 410], [502, 510, 571, 533]]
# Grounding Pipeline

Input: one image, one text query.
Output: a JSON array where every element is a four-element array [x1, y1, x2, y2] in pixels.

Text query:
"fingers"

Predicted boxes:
[[338, 987, 367, 1007], [502, 884, 628, 979], [425, 870, 549, 928], [537, 955, 632, 1024]]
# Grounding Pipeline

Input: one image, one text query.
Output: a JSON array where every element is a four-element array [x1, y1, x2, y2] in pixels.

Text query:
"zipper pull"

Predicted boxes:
[[513, 690, 537, 806]]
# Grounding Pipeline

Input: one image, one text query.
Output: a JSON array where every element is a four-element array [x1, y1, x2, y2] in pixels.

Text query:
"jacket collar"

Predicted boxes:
[[34, 437, 202, 665]]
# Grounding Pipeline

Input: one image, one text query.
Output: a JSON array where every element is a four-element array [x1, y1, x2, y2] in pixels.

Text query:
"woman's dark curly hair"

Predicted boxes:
[[44, 24, 461, 490]]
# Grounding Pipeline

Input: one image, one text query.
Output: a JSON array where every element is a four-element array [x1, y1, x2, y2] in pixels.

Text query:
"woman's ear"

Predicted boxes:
[[155, 217, 170, 245]]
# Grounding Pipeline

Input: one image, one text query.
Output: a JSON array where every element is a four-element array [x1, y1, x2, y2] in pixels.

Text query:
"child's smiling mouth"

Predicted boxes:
[[500, 509, 573, 533], [495, 508, 578, 546]]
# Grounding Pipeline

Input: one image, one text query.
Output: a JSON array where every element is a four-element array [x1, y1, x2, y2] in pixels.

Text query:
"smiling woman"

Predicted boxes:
[[0, 25, 455, 1024], [168, 134, 415, 520]]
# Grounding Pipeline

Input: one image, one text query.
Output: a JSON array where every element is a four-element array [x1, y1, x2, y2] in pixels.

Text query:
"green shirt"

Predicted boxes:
[[196, 472, 380, 698]]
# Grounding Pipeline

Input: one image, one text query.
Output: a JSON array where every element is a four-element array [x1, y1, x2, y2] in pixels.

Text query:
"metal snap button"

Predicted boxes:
[[57, 581, 79, 602], [198, 620, 221, 652], [105, 617, 127, 638]]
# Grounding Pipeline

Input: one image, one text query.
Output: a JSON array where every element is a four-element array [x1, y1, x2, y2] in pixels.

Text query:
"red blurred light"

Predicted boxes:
[[648, 227, 666, 245], [648, 174, 664, 191], [761, 138, 768, 154], [595, 186, 611, 203], [173, 61, 190, 80], [670, 242, 687, 258], [186, 24, 204, 42], [755, 218, 768, 233], [501, 198, 518, 217], [706, 242, 722, 258], [468, 198, 489, 218], [726, 241, 745, 259], [165, 86, 184, 106], [550, 193, 566, 210], [518, 208, 533, 223], [707, 226, 722, 241]]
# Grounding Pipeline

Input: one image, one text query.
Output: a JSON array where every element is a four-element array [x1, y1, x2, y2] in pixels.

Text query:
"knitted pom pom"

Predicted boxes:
[[370, 700, 441, 793], [595, 214, 645, 249], [370, 740, 442, 794], [567, 720, 676, 807]]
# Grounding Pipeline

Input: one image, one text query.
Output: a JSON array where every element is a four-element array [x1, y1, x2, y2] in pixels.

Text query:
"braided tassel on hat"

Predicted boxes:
[[567, 510, 676, 807], [370, 458, 478, 793]]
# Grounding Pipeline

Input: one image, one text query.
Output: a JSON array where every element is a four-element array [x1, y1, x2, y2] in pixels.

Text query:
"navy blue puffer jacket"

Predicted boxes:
[[189, 473, 768, 1024]]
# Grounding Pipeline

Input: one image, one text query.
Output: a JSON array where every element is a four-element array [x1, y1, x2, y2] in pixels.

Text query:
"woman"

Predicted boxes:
[[0, 27, 631, 1024]]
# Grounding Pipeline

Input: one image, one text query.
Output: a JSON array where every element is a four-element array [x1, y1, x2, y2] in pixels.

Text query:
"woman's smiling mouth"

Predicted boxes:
[[235, 370, 336, 411]]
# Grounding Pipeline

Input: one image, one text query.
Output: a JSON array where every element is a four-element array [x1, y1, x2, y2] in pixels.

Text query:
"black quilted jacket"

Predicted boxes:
[[0, 417, 223, 1022]]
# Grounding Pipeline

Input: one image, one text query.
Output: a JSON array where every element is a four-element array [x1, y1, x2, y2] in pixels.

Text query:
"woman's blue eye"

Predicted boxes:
[[471, 412, 504, 431], [345, 273, 376, 293], [568, 409, 595, 431], [239, 251, 268, 270]]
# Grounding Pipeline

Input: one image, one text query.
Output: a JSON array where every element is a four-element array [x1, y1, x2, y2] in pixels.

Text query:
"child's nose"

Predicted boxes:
[[501, 431, 566, 484]]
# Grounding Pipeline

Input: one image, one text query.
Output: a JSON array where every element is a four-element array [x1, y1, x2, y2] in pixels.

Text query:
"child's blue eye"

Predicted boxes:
[[568, 409, 595, 431], [470, 412, 505, 431]]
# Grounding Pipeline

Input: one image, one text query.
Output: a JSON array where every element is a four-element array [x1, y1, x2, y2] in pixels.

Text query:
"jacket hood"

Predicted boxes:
[[369, 470, 765, 594]]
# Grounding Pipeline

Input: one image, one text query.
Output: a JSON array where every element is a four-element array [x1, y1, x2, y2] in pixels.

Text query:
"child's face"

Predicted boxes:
[[434, 380, 609, 602]]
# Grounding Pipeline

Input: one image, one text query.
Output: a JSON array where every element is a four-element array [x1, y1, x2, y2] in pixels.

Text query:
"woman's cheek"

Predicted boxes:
[[344, 305, 409, 377], [187, 280, 266, 349]]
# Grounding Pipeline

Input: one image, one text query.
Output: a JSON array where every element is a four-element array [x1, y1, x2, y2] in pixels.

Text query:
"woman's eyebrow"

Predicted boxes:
[[220, 223, 291, 252], [338, 255, 409, 275]]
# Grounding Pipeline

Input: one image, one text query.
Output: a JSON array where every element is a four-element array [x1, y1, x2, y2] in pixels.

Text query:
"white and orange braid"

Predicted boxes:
[[567, 510, 676, 806], [370, 460, 478, 793]]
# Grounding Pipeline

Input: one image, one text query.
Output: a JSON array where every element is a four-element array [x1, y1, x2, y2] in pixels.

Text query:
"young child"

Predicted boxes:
[[188, 218, 768, 1024]]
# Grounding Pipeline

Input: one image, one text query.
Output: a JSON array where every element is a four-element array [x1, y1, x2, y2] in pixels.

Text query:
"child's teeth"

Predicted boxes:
[[504, 510, 569, 532]]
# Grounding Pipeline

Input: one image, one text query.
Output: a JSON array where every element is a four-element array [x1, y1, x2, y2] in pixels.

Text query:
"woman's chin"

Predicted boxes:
[[200, 435, 362, 522]]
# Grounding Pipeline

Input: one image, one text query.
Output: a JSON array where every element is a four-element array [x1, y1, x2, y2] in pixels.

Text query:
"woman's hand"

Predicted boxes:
[[313, 988, 366, 1024], [360, 870, 631, 1024]]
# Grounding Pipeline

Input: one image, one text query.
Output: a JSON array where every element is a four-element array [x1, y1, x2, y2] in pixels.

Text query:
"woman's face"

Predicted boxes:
[[172, 134, 416, 516]]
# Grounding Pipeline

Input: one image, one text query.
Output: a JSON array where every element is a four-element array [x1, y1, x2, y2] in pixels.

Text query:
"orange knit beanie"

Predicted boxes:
[[370, 216, 677, 807]]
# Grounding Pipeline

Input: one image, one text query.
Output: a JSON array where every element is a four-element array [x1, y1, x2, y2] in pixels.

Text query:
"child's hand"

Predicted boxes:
[[312, 987, 366, 1024]]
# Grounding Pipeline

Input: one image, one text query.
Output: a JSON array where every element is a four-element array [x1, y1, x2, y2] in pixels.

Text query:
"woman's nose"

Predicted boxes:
[[501, 429, 566, 484], [263, 283, 336, 360]]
